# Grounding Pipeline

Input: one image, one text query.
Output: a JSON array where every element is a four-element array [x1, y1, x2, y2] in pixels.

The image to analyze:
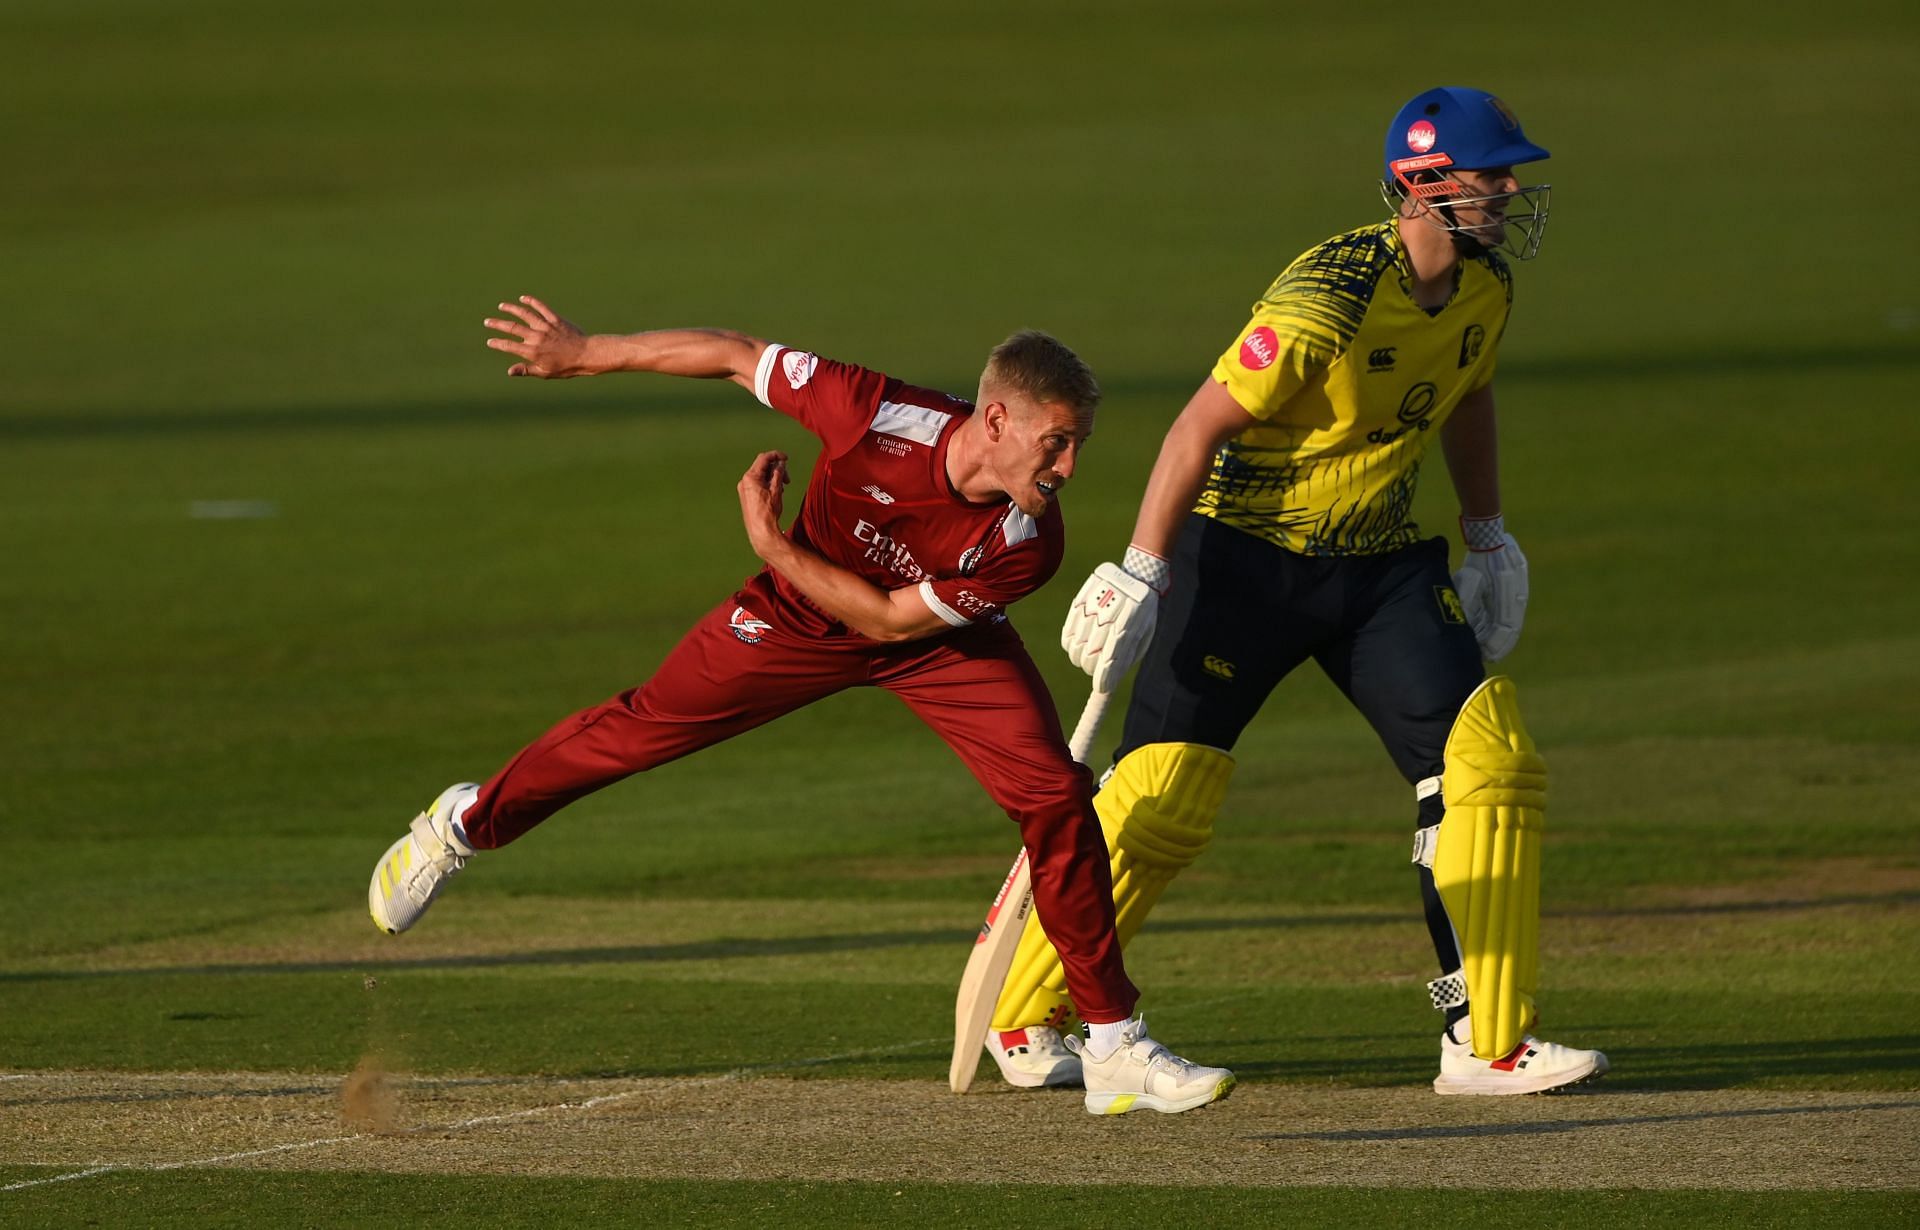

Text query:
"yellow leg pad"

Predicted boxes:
[[1433, 676, 1548, 1061], [990, 743, 1235, 1032]]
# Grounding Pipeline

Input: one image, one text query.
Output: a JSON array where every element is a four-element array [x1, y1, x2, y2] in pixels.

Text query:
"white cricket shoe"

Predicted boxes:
[[1433, 1023, 1609, 1095], [369, 783, 478, 935], [1066, 1018, 1235, 1115], [985, 1025, 1082, 1089]]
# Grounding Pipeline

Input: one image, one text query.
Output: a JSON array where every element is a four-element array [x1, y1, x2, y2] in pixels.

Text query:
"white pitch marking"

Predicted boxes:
[[0, 1035, 945, 1193]]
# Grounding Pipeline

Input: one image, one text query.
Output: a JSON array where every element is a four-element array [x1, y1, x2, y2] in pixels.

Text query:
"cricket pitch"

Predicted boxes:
[[5, 1068, 1916, 1193]]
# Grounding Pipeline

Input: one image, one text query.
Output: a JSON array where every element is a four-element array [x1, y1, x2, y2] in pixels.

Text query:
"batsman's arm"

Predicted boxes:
[[483, 294, 765, 386], [1439, 383, 1501, 520], [1126, 377, 1259, 560], [736, 451, 951, 644]]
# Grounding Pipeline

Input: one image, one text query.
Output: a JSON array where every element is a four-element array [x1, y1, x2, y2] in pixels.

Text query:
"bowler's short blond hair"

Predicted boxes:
[[980, 330, 1101, 415]]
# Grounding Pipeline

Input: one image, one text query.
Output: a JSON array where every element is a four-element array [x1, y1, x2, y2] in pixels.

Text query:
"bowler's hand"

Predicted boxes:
[[737, 450, 792, 562], [484, 295, 591, 378]]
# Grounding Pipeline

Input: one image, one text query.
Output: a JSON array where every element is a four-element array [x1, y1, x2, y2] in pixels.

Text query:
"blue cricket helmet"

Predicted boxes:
[[1382, 87, 1553, 260], [1384, 87, 1550, 180]]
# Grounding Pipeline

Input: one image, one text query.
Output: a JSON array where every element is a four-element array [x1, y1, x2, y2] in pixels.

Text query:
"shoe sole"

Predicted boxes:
[[1084, 1073, 1236, 1115], [1433, 1056, 1609, 1096]]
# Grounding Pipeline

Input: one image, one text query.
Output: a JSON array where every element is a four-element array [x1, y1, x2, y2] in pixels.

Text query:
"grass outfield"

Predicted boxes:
[[5, 1175, 1911, 1230], [4, 0, 1918, 1225]]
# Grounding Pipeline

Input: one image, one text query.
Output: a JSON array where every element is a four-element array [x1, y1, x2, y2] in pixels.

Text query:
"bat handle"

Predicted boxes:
[[1067, 689, 1112, 767]]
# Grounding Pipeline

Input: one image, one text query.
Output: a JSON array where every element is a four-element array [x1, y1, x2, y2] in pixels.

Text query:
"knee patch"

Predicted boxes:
[[991, 743, 1235, 1031]]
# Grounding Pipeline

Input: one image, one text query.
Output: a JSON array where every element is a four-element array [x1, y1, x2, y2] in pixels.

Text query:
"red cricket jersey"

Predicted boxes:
[[748, 343, 1065, 640]]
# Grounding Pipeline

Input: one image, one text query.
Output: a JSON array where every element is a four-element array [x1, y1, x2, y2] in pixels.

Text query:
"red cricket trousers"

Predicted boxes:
[[463, 579, 1139, 1024]]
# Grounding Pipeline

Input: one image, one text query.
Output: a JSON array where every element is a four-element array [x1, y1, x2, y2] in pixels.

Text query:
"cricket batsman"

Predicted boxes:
[[978, 87, 1609, 1095], [366, 298, 1234, 1115]]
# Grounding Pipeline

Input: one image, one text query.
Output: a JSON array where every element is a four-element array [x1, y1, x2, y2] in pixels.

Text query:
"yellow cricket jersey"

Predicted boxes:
[[1202, 220, 1511, 556]]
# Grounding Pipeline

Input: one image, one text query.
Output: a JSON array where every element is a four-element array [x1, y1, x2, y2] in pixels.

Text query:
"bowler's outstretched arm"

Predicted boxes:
[[484, 294, 765, 386]]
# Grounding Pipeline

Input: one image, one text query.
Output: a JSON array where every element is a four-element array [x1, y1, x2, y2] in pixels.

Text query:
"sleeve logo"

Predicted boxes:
[[1239, 326, 1279, 371], [782, 350, 819, 390]]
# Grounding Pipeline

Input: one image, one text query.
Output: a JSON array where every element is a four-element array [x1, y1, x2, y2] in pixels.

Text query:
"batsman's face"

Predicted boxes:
[[994, 397, 1094, 517], [1441, 166, 1522, 244]]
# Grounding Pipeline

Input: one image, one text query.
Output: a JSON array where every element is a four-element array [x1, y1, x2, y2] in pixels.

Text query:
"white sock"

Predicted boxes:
[[1084, 1018, 1131, 1060], [447, 788, 479, 852]]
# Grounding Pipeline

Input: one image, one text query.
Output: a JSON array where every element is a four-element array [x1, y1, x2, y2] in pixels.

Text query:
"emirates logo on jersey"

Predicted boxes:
[[1407, 119, 1437, 153], [782, 350, 819, 390], [854, 518, 928, 581], [1239, 326, 1279, 371]]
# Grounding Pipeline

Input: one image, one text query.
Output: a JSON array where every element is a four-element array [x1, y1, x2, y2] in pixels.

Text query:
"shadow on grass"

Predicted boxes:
[[9, 343, 1918, 440], [1605, 1036, 1920, 1089], [4, 887, 1912, 983], [1147, 889, 1918, 939], [0, 927, 966, 983]]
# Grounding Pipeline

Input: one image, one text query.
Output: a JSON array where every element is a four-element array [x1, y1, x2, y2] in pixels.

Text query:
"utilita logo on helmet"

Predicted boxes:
[[1380, 86, 1554, 261]]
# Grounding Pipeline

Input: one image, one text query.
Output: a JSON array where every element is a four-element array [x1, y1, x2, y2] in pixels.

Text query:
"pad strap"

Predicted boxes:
[[1410, 823, 1440, 869], [1427, 968, 1468, 1011]]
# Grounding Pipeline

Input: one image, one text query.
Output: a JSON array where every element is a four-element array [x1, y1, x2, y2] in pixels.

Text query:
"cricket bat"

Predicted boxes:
[[948, 688, 1112, 1093]]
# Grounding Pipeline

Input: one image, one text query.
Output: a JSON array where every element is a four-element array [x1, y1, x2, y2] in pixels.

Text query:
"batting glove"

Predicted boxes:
[[1062, 547, 1167, 693], [1452, 514, 1529, 662]]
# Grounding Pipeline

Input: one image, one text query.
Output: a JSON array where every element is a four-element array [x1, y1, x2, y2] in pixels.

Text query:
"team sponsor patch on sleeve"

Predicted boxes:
[[782, 350, 819, 390], [918, 581, 971, 628], [1239, 326, 1279, 371]]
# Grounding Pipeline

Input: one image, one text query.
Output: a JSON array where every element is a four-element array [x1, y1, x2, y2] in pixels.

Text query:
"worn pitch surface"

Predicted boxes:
[[5, 1069, 1915, 1193]]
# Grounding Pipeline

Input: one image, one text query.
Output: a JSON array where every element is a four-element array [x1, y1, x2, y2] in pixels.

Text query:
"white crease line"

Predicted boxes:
[[1, 1035, 944, 1194]]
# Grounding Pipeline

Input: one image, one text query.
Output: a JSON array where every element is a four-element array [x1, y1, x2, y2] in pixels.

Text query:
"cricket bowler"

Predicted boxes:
[[978, 87, 1609, 1095], [367, 299, 1234, 1115]]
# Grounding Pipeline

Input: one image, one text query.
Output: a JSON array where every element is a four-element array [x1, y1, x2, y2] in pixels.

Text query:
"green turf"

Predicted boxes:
[[1, 1173, 1914, 1230], [3, 0, 1917, 1224]]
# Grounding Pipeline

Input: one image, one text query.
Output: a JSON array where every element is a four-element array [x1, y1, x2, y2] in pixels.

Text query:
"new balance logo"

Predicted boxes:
[[1367, 347, 1397, 372], [861, 484, 896, 505]]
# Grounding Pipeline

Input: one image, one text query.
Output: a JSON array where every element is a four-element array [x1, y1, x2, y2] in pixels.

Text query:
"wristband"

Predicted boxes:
[[1459, 514, 1507, 553], [1122, 545, 1172, 594]]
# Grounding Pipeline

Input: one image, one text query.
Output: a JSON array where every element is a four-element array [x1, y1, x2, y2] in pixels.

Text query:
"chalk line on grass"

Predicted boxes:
[[0, 1036, 943, 1194]]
